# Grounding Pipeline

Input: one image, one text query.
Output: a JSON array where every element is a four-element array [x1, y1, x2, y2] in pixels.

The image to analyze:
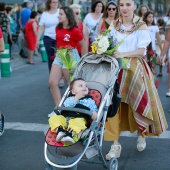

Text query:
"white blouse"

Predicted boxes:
[[109, 24, 151, 55], [39, 10, 60, 40], [83, 13, 103, 42]]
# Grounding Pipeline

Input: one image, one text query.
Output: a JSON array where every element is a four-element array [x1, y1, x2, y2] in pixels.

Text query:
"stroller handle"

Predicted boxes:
[[55, 106, 93, 117]]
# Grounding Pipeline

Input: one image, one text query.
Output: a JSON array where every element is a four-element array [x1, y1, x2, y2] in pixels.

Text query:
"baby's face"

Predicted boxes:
[[72, 80, 89, 96]]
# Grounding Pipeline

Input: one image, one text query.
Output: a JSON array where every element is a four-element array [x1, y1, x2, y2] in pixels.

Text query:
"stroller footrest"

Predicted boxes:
[[85, 145, 98, 159]]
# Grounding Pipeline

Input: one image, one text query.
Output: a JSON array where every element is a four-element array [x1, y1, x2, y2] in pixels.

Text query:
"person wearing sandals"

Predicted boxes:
[[98, 1, 119, 34], [104, 0, 168, 160], [49, 7, 86, 114], [49, 78, 98, 145], [25, 11, 39, 64], [159, 25, 170, 97]]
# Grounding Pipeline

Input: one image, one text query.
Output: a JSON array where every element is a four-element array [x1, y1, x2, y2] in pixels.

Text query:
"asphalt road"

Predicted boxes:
[[0, 60, 170, 170]]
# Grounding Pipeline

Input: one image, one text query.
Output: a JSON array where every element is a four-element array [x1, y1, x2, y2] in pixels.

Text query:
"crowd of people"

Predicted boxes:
[[0, 0, 170, 169]]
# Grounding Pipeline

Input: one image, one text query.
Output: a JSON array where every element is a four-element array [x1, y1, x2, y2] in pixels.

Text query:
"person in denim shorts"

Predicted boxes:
[[49, 6, 87, 116]]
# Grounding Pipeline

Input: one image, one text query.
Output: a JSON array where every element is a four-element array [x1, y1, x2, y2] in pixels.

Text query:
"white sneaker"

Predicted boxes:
[[166, 92, 170, 97], [56, 131, 66, 142], [48, 111, 56, 118], [61, 136, 75, 145]]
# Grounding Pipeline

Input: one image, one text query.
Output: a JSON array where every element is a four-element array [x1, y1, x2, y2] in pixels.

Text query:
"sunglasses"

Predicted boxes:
[[75, 12, 79, 15], [108, 8, 116, 11]]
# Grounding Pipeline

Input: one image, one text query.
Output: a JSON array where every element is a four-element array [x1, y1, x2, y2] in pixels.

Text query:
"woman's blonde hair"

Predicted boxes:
[[137, 4, 150, 17], [69, 4, 81, 12]]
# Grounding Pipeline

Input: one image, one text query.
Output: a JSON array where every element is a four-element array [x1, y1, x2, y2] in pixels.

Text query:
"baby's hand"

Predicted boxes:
[[91, 111, 98, 120], [74, 91, 85, 102]]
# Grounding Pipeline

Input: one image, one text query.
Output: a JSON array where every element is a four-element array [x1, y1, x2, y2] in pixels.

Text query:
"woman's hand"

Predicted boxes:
[[164, 56, 169, 64], [113, 51, 124, 58]]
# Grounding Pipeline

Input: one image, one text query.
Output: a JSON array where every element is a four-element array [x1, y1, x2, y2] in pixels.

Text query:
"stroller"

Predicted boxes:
[[44, 53, 121, 170]]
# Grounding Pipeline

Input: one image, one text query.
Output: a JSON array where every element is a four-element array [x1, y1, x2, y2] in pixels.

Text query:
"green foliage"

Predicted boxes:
[[51, 47, 78, 71], [104, 37, 126, 55]]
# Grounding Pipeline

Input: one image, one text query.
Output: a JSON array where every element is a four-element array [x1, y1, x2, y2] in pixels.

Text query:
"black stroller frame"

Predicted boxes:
[[44, 53, 121, 170]]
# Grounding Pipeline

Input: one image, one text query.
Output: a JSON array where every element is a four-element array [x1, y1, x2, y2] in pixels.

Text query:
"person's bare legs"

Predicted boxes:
[[62, 69, 70, 86], [158, 65, 163, 76], [49, 64, 63, 106], [27, 49, 34, 64]]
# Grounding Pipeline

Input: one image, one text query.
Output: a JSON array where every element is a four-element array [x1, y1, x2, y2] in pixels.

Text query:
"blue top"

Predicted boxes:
[[20, 8, 31, 27], [64, 96, 98, 113]]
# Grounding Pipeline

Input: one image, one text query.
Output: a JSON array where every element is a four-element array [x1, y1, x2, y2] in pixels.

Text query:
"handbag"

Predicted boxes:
[[107, 81, 122, 118]]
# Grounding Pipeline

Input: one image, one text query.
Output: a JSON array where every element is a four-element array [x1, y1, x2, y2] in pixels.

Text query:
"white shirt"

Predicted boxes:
[[147, 25, 159, 51], [83, 13, 103, 42], [39, 10, 59, 40], [109, 24, 151, 55], [163, 16, 169, 23]]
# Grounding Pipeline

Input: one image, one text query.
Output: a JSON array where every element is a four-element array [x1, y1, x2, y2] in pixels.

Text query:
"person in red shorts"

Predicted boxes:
[[25, 11, 39, 64]]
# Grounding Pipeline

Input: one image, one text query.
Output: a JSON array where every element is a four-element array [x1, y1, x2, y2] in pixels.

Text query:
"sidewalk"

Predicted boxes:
[[10, 43, 42, 71]]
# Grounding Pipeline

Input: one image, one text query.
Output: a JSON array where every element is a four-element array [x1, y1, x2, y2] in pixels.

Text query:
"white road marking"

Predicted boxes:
[[4, 122, 170, 139]]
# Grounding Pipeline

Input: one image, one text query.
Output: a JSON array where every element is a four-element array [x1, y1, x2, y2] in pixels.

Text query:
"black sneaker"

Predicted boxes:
[[19, 49, 27, 58], [0, 114, 5, 136]]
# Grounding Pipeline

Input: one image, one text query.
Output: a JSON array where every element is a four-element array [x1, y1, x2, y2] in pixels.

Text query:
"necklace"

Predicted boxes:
[[114, 15, 146, 34]]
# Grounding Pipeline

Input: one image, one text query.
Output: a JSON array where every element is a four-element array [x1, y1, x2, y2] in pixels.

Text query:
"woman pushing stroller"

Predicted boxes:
[[49, 78, 98, 145], [104, 0, 168, 160]]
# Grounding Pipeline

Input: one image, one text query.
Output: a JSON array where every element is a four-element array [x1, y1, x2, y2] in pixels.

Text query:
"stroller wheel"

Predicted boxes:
[[108, 157, 118, 170]]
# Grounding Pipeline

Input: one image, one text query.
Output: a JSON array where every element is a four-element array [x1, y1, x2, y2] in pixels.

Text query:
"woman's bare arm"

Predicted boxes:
[[113, 48, 145, 58], [36, 25, 45, 46], [0, 38, 5, 52], [82, 23, 89, 53]]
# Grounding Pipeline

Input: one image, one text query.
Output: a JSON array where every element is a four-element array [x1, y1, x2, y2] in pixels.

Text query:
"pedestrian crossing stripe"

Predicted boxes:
[[4, 122, 170, 139]]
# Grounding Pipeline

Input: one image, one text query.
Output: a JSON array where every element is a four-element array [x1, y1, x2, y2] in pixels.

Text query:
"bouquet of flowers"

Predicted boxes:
[[53, 46, 78, 80], [91, 29, 130, 70]]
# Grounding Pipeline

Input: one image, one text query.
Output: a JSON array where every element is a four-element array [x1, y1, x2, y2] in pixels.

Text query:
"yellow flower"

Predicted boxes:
[[91, 43, 98, 53]]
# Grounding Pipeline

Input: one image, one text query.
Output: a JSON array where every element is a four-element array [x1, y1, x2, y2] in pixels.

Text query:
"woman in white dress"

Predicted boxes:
[[83, 0, 105, 51], [104, 0, 168, 160]]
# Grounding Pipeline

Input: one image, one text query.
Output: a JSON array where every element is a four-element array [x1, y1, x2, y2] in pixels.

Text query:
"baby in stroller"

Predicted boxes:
[[49, 78, 98, 146]]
